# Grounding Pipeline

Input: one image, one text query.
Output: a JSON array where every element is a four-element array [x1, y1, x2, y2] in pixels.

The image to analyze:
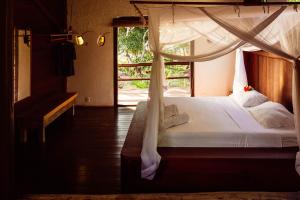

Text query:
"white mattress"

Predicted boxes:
[[158, 96, 297, 148]]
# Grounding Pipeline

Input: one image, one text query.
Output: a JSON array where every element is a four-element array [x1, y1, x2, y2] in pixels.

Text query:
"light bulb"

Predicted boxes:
[[97, 34, 105, 46], [74, 35, 85, 46]]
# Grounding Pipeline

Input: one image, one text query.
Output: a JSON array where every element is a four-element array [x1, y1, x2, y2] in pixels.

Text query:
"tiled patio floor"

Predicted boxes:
[[118, 88, 190, 106]]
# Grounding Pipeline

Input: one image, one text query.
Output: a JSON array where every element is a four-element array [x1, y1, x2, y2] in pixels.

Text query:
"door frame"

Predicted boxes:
[[113, 17, 195, 107], [113, 27, 118, 107]]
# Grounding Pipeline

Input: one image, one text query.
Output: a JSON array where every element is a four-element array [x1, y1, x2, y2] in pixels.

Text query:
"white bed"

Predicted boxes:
[[158, 96, 297, 148]]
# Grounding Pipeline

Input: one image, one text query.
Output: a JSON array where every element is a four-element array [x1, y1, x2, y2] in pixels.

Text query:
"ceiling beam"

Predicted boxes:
[[130, 1, 300, 6]]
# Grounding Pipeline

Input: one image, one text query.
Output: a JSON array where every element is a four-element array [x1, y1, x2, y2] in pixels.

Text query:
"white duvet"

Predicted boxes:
[[158, 97, 297, 148]]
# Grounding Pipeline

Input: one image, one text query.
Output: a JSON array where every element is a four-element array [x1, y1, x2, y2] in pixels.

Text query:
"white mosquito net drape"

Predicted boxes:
[[141, 5, 300, 180]]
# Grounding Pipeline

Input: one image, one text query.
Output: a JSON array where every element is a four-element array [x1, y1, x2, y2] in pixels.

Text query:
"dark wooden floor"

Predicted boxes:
[[15, 107, 134, 195]]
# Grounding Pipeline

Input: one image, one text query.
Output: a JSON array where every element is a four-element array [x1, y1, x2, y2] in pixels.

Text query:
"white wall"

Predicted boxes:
[[67, 0, 136, 106], [67, 0, 239, 105], [194, 48, 236, 96]]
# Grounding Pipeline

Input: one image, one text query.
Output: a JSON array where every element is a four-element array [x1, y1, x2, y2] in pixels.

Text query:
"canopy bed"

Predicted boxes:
[[121, 2, 300, 192]]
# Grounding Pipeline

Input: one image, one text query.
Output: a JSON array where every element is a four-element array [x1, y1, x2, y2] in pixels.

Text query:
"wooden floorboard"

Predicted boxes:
[[15, 106, 300, 198], [18, 192, 300, 200], [15, 107, 134, 195]]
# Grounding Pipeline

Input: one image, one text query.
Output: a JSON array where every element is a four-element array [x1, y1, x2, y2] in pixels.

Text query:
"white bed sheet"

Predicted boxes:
[[158, 96, 297, 148]]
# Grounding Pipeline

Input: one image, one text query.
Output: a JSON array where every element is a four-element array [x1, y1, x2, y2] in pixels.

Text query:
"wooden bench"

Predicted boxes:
[[15, 92, 78, 143]]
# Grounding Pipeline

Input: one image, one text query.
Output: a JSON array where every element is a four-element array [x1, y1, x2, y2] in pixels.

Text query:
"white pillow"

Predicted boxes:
[[248, 101, 294, 129], [231, 90, 268, 107]]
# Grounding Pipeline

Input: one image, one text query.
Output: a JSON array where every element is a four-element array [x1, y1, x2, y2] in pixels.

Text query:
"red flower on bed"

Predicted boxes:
[[244, 85, 253, 92]]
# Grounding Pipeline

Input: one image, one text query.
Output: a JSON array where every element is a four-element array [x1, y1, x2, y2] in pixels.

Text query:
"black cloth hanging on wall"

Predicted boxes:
[[56, 41, 76, 76]]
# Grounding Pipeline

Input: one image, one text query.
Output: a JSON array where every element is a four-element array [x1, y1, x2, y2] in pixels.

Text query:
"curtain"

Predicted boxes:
[[233, 48, 248, 93], [141, 5, 300, 180], [202, 5, 300, 175]]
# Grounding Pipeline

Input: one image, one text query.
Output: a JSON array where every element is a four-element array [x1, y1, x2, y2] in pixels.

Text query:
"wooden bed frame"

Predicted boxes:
[[243, 50, 293, 112], [121, 51, 300, 193]]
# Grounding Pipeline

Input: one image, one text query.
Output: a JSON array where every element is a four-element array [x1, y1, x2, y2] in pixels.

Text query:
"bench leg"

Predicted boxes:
[[38, 126, 46, 143], [20, 128, 28, 143], [72, 103, 75, 116]]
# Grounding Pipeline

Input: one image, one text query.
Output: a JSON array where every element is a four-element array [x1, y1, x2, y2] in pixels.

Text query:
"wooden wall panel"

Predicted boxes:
[[0, 0, 14, 199], [14, 0, 67, 111], [31, 35, 66, 98], [244, 51, 293, 112]]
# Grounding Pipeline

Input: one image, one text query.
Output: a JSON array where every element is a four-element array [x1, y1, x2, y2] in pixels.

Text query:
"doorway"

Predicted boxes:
[[114, 26, 194, 106]]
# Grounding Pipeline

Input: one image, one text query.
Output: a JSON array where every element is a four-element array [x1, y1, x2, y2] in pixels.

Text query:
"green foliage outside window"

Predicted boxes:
[[118, 27, 190, 90]]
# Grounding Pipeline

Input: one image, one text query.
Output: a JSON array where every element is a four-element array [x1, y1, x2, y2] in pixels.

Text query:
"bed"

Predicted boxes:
[[159, 96, 297, 148], [121, 51, 300, 193], [121, 99, 300, 192]]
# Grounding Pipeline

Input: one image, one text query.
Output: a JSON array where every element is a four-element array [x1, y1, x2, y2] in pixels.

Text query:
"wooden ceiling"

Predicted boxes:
[[14, 0, 66, 33]]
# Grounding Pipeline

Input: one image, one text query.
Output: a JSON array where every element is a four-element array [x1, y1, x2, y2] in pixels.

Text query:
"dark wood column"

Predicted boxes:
[[113, 27, 118, 107], [0, 0, 15, 199]]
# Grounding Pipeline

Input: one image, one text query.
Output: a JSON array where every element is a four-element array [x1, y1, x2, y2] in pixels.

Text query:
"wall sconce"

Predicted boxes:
[[51, 31, 109, 47], [96, 32, 109, 47], [73, 35, 85, 46]]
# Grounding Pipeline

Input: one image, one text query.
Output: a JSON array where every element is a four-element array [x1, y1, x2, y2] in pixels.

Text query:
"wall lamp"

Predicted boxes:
[[73, 34, 85, 46], [97, 32, 109, 47], [51, 31, 109, 47]]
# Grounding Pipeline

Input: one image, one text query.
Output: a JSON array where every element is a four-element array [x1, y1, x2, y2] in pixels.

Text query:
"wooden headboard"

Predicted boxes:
[[243, 51, 293, 112]]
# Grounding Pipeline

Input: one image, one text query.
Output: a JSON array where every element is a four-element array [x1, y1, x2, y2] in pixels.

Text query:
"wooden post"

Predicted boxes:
[[113, 27, 118, 108], [0, 0, 15, 199]]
